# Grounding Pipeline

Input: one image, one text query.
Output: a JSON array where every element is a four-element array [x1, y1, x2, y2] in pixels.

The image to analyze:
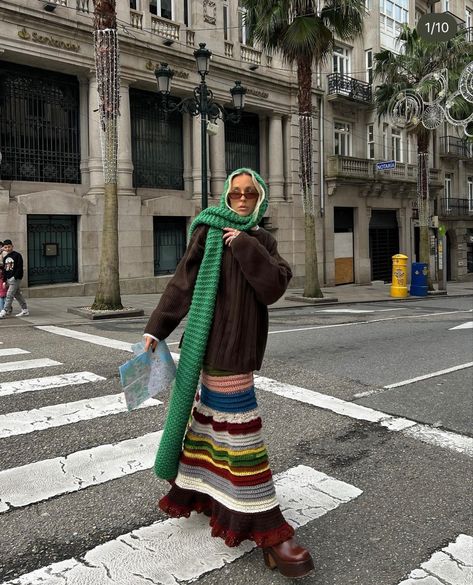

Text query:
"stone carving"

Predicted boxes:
[[18, 28, 80, 52], [203, 0, 217, 25]]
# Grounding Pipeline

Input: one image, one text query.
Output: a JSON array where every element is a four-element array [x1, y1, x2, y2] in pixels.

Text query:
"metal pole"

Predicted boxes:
[[200, 80, 208, 210]]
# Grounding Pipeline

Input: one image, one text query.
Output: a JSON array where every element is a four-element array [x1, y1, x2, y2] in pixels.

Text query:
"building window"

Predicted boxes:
[[367, 124, 375, 159], [467, 9, 472, 42], [407, 134, 415, 164], [153, 217, 187, 275], [225, 112, 260, 174], [223, 0, 229, 40], [468, 176, 473, 212], [184, 0, 190, 26], [130, 89, 184, 190], [365, 49, 373, 84], [392, 128, 403, 162], [0, 61, 80, 184], [238, 1, 250, 45], [382, 123, 389, 160], [130, 0, 139, 9], [334, 122, 351, 156], [333, 46, 351, 75], [380, 0, 408, 36], [150, 0, 172, 19], [444, 173, 453, 210], [443, 0, 449, 12]]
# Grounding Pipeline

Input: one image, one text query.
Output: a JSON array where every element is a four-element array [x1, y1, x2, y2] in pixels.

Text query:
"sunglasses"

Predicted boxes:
[[228, 190, 259, 200]]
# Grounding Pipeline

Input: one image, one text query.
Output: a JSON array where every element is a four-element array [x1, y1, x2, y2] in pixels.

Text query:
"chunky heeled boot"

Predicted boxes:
[[263, 537, 315, 579]]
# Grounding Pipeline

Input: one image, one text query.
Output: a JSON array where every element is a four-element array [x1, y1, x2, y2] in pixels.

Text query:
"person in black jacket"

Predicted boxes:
[[0, 239, 29, 318]]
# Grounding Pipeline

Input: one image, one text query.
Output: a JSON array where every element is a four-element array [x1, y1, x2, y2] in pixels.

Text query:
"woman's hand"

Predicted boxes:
[[144, 336, 158, 353], [223, 227, 241, 247]]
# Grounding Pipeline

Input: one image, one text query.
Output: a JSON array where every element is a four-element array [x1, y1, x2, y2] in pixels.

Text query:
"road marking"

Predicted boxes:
[[316, 308, 403, 314], [0, 372, 106, 398], [0, 394, 162, 439], [396, 534, 473, 585], [36, 326, 181, 362], [0, 358, 61, 374], [0, 348, 30, 358], [449, 321, 473, 330], [36, 325, 134, 352], [255, 376, 473, 458], [0, 431, 162, 513], [268, 309, 473, 336], [353, 362, 473, 397], [0, 465, 361, 585]]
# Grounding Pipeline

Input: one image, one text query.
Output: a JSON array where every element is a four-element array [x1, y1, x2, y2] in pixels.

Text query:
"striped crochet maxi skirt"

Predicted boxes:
[[158, 369, 294, 548]]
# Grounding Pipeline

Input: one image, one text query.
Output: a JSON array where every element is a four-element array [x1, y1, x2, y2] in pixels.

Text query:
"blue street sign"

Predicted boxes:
[[376, 160, 396, 170]]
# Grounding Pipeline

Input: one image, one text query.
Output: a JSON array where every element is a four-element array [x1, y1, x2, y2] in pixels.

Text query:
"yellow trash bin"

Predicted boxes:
[[390, 254, 408, 298]]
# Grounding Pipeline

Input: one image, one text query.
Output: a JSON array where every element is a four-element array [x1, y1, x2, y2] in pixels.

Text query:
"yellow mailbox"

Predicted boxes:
[[390, 254, 408, 298]]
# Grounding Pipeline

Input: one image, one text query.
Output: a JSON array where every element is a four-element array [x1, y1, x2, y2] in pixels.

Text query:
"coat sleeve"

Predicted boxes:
[[230, 231, 292, 305], [144, 225, 207, 340]]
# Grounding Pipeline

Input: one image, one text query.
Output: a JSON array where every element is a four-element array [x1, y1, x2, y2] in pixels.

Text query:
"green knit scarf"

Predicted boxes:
[[154, 168, 269, 480]]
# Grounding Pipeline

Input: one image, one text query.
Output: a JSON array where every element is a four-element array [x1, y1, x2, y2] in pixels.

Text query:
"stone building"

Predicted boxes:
[[0, 0, 471, 298]]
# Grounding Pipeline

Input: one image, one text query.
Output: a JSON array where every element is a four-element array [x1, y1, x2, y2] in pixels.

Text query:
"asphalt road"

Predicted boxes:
[[0, 295, 471, 585]]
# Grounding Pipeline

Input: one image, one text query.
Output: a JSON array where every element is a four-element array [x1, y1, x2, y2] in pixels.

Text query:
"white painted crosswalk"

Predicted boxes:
[[0, 465, 362, 585], [0, 348, 30, 358], [0, 358, 61, 373], [0, 372, 106, 398]]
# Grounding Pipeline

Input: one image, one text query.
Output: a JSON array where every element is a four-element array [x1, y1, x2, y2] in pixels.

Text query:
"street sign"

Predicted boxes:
[[376, 160, 396, 171]]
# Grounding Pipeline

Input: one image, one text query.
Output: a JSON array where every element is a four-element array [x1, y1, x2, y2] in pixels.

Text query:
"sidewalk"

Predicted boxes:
[[0, 280, 471, 328]]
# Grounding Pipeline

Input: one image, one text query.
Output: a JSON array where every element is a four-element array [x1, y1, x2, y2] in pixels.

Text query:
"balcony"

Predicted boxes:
[[440, 136, 473, 160], [327, 156, 442, 184], [439, 197, 473, 218], [327, 74, 372, 105], [241, 45, 262, 67], [151, 14, 180, 42]]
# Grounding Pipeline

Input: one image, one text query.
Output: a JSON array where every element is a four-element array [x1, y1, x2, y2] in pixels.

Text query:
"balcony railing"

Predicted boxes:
[[241, 45, 262, 66], [327, 73, 372, 104], [151, 15, 180, 41], [224, 41, 234, 59], [130, 9, 143, 29], [439, 197, 473, 217], [327, 155, 441, 183], [76, 0, 89, 11], [440, 136, 473, 159]]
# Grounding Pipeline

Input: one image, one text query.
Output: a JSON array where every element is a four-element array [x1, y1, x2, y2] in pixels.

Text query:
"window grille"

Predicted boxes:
[[225, 112, 260, 175], [0, 61, 80, 184], [153, 217, 187, 275]]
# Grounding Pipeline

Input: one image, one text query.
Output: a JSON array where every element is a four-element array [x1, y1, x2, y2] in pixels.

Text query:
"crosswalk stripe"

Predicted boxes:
[[0, 372, 106, 398], [255, 375, 473, 457], [36, 325, 134, 352], [0, 394, 163, 439], [0, 465, 362, 585], [0, 431, 162, 513], [0, 358, 61, 373], [0, 348, 30, 358], [396, 534, 473, 585], [449, 321, 473, 330]]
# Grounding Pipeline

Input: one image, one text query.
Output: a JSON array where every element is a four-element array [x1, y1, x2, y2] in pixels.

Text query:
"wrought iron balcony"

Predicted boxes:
[[439, 197, 473, 218], [327, 74, 372, 105], [440, 136, 473, 160]]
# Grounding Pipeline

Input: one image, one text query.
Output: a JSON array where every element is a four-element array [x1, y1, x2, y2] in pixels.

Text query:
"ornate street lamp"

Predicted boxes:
[[155, 43, 247, 209]]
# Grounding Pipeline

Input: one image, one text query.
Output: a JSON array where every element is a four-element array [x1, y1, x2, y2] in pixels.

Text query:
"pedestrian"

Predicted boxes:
[[0, 239, 29, 318], [143, 168, 314, 579], [0, 250, 6, 313]]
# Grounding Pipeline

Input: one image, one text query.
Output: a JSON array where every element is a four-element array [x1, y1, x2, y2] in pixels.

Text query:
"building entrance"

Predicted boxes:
[[369, 210, 399, 282]]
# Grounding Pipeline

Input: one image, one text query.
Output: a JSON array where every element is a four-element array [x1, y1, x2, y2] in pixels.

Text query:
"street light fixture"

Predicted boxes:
[[155, 43, 247, 209]]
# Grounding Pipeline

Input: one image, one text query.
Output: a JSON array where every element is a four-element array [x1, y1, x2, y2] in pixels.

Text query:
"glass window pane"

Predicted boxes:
[[161, 0, 172, 19]]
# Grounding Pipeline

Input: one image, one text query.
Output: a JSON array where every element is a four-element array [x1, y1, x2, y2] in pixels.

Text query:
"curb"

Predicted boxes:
[[67, 307, 145, 320]]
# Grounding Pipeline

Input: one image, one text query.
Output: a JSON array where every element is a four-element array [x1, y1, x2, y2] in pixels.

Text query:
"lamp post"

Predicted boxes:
[[155, 43, 247, 210]]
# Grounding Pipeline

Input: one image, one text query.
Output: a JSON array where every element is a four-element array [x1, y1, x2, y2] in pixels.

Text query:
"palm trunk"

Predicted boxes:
[[91, 1, 122, 310], [416, 128, 433, 290], [298, 56, 323, 298]]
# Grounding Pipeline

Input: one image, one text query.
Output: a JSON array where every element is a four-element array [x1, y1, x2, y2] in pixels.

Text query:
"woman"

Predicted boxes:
[[144, 168, 314, 579]]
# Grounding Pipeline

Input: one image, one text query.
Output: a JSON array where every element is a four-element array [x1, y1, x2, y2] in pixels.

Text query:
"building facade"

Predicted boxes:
[[0, 0, 471, 297]]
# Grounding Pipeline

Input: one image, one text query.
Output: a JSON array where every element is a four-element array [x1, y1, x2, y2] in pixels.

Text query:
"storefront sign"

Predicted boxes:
[[146, 61, 189, 79], [246, 88, 269, 99], [18, 28, 81, 52]]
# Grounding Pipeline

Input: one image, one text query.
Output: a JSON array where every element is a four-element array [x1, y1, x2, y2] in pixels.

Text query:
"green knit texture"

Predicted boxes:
[[154, 168, 268, 480]]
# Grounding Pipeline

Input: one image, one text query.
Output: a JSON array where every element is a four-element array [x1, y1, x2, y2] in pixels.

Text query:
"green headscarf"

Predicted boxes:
[[154, 168, 269, 480]]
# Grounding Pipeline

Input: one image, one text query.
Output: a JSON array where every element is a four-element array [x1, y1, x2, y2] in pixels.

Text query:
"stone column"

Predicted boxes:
[[192, 115, 202, 202], [355, 206, 372, 283], [117, 79, 134, 195], [268, 115, 285, 201], [209, 120, 226, 198], [79, 77, 90, 187], [258, 116, 268, 182], [87, 74, 104, 195]]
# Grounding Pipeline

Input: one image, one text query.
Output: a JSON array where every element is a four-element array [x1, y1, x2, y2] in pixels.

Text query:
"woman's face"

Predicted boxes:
[[228, 174, 259, 217]]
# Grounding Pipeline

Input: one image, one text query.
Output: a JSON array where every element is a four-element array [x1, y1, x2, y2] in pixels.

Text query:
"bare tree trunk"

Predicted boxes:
[[298, 56, 323, 298]]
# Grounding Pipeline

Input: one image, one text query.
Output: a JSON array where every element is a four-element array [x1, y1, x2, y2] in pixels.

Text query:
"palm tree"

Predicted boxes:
[[241, 0, 365, 297], [91, 0, 123, 310], [374, 25, 471, 282]]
